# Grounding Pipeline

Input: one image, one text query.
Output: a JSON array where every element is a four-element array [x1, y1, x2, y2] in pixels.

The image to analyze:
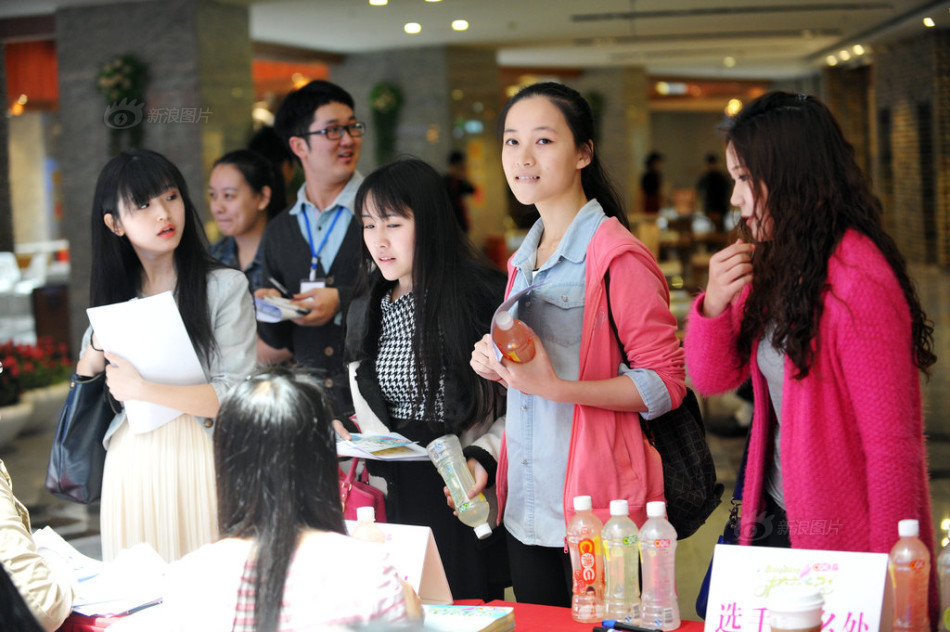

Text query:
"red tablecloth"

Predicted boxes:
[[456, 599, 703, 632], [60, 601, 704, 631]]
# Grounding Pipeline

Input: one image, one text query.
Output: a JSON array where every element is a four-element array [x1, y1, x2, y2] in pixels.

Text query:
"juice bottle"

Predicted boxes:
[[426, 434, 492, 539], [492, 310, 535, 363], [889, 518, 931, 632], [938, 539, 950, 632], [602, 499, 641, 624], [639, 501, 680, 630], [351, 506, 386, 543], [567, 495, 605, 623]]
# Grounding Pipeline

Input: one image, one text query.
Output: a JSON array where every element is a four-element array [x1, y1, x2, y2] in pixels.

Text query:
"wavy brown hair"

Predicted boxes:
[[723, 91, 935, 378]]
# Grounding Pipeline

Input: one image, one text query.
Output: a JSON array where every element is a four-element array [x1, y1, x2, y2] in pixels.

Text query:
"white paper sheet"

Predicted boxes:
[[87, 292, 207, 433]]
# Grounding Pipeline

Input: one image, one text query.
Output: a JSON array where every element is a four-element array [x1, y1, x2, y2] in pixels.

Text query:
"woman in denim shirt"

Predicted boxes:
[[471, 83, 685, 606]]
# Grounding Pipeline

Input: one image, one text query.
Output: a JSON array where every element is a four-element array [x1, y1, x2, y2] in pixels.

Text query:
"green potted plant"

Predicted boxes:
[[369, 81, 403, 165]]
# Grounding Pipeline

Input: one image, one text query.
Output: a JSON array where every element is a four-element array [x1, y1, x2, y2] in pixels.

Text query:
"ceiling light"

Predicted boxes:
[[923, 17, 935, 27], [426, 0, 442, 2], [723, 56, 736, 68], [369, 0, 387, 5], [826, 55, 838, 66], [404, 22, 421, 34], [452, 20, 469, 31], [655, 81, 670, 95], [839, 50, 851, 61], [852, 45, 865, 56], [725, 99, 742, 117]]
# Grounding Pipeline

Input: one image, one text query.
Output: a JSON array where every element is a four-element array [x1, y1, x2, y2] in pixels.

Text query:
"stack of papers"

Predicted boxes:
[[422, 605, 515, 632], [254, 296, 310, 322], [336, 432, 429, 461], [33, 527, 167, 617]]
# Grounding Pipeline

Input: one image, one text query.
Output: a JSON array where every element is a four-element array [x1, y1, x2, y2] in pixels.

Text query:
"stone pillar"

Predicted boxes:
[[873, 29, 950, 266], [0, 43, 12, 253], [331, 45, 506, 250], [569, 67, 650, 215], [56, 0, 253, 354]]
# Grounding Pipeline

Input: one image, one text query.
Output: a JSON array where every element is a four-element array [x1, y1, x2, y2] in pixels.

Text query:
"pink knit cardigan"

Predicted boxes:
[[685, 230, 937, 618]]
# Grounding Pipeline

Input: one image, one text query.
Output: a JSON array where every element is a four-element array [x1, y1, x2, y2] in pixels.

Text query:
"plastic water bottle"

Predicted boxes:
[[567, 495, 605, 623], [889, 519, 931, 632], [602, 499, 641, 624], [639, 501, 680, 630], [938, 540, 950, 632], [426, 434, 492, 539], [351, 506, 386, 544], [492, 310, 535, 363]]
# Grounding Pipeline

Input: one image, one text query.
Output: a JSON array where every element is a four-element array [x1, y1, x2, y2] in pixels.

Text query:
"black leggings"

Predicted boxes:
[[506, 531, 573, 607]]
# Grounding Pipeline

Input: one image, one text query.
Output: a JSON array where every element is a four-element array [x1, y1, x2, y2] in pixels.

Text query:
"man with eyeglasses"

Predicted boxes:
[[255, 80, 366, 422]]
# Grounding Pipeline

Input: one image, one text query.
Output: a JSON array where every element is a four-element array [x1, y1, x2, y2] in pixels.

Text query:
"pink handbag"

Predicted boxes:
[[339, 458, 387, 522]]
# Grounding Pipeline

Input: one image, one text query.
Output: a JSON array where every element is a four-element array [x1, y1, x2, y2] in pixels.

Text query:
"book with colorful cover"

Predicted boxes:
[[421, 604, 515, 632], [336, 432, 429, 461]]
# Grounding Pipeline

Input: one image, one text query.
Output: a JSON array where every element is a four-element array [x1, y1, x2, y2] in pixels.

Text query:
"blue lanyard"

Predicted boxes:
[[302, 206, 344, 281]]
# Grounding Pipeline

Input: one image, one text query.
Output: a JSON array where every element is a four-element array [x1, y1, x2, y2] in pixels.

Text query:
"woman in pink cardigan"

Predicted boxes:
[[685, 92, 938, 619]]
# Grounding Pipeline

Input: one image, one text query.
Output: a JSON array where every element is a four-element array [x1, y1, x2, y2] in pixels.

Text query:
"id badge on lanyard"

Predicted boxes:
[[301, 206, 344, 292]]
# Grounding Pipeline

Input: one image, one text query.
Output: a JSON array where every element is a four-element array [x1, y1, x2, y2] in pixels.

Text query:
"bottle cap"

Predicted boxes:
[[573, 495, 592, 511], [609, 499, 629, 516], [494, 310, 514, 330], [646, 501, 666, 518], [474, 523, 493, 539], [357, 506, 376, 523], [898, 519, 919, 538]]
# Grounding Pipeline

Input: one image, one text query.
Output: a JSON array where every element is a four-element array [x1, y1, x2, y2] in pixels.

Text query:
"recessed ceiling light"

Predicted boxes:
[[923, 17, 935, 27], [369, 0, 386, 5], [404, 22, 421, 34], [452, 19, 469, 31], [839, 50, 851, 61], [852, 45, 865, 55], [723, 56, 736, 68], [826, 55, 838, 66]]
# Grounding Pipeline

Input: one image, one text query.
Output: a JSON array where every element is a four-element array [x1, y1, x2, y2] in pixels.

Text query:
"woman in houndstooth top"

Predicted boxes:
[[343, 158, 510, 601]]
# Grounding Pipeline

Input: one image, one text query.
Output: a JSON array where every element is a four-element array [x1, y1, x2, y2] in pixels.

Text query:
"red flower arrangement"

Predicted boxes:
[[0, 338, 72, 407]]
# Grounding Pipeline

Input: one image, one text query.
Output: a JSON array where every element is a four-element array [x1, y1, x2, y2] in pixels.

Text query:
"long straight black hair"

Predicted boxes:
[[499, 81, 629, 229], [354, 158, 506, 432], [215, 367, 345, 632], [89, 149, 221, 365]]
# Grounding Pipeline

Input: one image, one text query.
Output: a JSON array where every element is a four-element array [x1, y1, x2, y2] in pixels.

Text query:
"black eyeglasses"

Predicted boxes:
[[298, 122, 366, 141]]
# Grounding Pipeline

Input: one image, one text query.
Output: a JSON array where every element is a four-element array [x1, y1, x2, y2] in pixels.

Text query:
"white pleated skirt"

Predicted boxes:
[[99, 414, 218, 563]]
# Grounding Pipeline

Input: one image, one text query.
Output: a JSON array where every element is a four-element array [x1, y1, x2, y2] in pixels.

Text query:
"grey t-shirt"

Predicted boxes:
[[757, 326, 786, 509]]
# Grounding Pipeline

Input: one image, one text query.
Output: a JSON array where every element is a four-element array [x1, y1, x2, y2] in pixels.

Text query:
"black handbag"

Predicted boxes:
[[605, 271, 723, 539], [45, 372, 119, 504]]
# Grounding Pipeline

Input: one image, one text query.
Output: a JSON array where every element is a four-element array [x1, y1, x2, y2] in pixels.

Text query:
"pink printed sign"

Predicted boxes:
[[703, 544, 889, 632]]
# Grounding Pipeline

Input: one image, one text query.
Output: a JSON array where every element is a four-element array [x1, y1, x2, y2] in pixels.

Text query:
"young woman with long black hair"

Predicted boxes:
[[470, 83, 685, 606], [343, 158, 510, 601], [77, 149, 256, 562]]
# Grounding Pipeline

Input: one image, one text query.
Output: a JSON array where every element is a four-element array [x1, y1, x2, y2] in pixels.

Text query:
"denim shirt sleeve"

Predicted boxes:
[[619, 366, 672, 419]]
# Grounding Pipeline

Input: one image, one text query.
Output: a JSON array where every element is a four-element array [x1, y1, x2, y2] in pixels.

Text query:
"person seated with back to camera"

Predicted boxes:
[[156, 367, 421, 631]]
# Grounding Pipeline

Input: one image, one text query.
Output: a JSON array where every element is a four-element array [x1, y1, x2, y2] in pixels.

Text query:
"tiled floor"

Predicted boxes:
[[1, 262, 947, 621]]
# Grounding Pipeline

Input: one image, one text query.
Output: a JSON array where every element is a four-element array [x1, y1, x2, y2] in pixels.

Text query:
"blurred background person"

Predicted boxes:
[[443, 150, 476, 234], [208, 149, 287, 292], [695, 152, 731, 232], [640, 151, 664, 215]]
